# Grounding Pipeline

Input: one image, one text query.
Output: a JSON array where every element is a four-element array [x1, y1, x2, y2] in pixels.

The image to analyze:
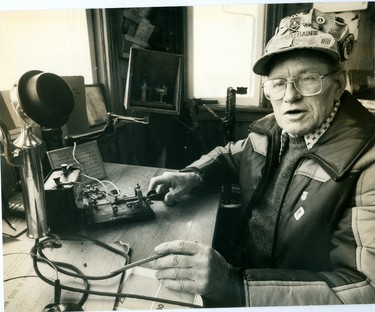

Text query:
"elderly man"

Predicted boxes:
[[148, 8, 375, 307]]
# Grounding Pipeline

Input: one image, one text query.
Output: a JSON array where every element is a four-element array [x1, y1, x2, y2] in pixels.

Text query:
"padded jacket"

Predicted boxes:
[[187, 91, 375, 306]]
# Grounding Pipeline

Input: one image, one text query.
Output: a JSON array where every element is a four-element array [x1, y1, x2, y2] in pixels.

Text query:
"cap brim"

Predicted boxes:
[[253, 47, 340, 76]]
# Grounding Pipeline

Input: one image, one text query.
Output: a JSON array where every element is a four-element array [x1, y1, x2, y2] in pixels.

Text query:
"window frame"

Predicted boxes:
[[185, 4, 266, 109]]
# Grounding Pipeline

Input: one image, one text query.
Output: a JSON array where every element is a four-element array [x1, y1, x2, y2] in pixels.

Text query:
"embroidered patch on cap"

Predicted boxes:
[[253, 8, 354, 75]]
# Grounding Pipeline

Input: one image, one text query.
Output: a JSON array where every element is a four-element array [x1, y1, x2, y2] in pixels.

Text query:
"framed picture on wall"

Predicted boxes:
[[124, 47, 183, 115]]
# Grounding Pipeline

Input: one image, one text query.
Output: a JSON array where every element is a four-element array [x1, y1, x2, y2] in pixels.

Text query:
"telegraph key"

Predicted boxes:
[[83, 184, 155, 228]]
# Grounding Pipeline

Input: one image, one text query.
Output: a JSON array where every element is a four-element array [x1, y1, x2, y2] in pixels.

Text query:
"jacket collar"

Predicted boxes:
[[250, 91, 375, 180]]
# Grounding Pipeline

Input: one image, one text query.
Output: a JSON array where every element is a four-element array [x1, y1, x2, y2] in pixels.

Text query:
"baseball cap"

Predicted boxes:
[[253, 8, 355, 75]]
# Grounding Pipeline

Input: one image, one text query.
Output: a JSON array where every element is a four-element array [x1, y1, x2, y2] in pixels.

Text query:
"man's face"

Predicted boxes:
[[266, 52, 342, 136]]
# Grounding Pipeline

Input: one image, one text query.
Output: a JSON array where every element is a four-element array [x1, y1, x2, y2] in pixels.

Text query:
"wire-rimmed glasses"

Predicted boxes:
[[262, 72, 340, 101]]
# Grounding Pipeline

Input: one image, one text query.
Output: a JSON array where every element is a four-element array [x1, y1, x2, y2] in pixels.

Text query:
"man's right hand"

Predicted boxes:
[[148, 171, 202, 205]]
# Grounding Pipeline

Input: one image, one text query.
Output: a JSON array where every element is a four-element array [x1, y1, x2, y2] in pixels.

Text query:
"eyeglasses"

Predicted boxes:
[[262, 72, 339, 101]]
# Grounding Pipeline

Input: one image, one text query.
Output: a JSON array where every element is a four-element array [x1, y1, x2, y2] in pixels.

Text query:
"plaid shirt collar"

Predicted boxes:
[[280, 100, 340, 159]]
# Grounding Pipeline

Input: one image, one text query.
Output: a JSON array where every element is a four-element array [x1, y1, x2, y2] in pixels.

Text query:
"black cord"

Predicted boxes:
[[31, 233, 202, 309], [31, 238, 90, 307], [4, 275, 39, 282], [36, 233, 130, 280]]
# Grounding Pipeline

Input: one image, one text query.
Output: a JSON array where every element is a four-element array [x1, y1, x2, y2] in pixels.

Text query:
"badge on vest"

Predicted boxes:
[[294, 207, 305, 220]]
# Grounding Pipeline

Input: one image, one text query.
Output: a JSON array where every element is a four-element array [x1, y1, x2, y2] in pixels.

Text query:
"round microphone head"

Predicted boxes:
[[15, 70, 74, 128]]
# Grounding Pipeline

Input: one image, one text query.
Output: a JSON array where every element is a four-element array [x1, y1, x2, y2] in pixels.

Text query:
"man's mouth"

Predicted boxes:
[[284, 109, 306, 115]]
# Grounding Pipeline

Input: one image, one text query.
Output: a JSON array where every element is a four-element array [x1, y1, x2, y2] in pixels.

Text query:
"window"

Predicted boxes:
[[0, 9, 93, 91], [187, 4, 265, 106]]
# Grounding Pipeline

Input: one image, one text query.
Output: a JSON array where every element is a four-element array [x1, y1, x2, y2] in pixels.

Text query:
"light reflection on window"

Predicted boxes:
[[187, 4, 264, 106]]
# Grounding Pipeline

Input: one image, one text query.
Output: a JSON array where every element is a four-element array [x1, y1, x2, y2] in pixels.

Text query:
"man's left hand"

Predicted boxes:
[[151, 240, 240, 306]]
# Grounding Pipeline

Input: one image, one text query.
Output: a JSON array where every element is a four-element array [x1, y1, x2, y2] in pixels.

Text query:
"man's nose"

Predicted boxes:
[[283, 81, 302, 102]]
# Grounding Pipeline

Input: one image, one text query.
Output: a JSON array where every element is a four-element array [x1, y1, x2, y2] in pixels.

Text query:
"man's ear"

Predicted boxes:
[[334, 71, 347, 100]]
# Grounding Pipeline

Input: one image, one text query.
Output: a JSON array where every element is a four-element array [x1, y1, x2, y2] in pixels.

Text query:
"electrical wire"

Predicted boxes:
[[35, 233, 129, 280], [80, 173, 109, 195], [4, 275, 39, 283], [101, 180, 121, 196], [33, 258, 201, 309], [32, 237, 90, 307], [72, 141, 80, 166], [30, 233, 201, 309], [71, 139, 122, 198], [4, 252, 59, 280]]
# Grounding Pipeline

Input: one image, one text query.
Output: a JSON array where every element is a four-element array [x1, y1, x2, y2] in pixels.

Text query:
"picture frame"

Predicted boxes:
[[124, 47, 183, 115], [85, 84, 108, 127]]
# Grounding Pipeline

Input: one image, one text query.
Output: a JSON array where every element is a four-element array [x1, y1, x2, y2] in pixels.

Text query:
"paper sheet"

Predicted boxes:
[[46, 141, 106, 179], [3, 237, 129, 311], [115, 266, 203, 310]]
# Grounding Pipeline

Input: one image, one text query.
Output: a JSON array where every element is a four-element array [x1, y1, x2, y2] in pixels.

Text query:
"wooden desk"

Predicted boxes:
[[2, 163, 221, 311]]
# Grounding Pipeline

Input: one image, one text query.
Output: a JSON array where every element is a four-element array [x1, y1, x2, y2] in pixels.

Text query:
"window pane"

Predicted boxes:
[[187, 4, 264, 106], [0, 9, 93, 91]]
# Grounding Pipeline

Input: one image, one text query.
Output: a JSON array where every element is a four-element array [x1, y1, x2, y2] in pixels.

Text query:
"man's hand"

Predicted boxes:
[[151, 240, 241, 307], [148, 171, 202, 205]]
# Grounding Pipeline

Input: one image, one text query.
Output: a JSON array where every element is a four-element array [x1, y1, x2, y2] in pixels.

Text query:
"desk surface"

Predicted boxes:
[[2, 163, 221, 311]]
